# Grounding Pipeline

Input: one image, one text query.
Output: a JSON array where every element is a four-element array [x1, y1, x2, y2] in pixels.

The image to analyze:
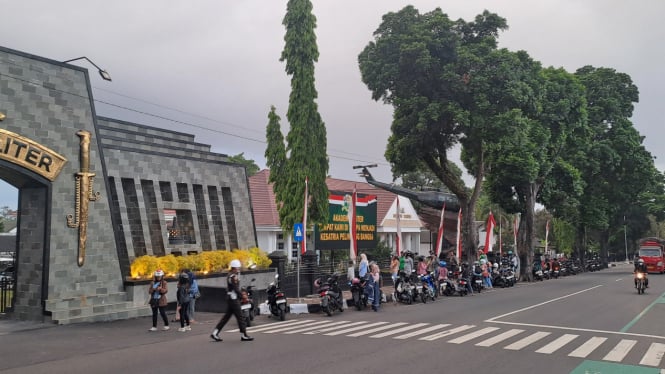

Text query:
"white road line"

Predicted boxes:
[[568, 337, 608, 358], [475, 329, 524, 347], [264, 320, 337, 334], [486, 285, 603, 322], [324, 321, 388, 336], [535, 334, 578, 354], [283, 320, 350, 334], [602, 339, 637, 362], [347, 322, 408, 337], [447, 327, 500, 344], [234, 319, 311, 333], [419, 325, 476, 341], [504, 331, 551, 350], [370, 323, 429, 338], [394, 324, 450, 339], [639, 342, 665, 367], [303, 321, 366, 334], [486, 319, 665, 341]]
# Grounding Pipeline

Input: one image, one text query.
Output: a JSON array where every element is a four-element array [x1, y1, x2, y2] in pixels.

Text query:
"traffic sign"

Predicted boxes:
[[294, 223, 304, 242]]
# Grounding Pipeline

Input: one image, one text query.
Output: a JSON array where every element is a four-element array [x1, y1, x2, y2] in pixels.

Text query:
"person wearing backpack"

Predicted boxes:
[[186, 270, 199, 323], [176, 272, 192, 332], [147, 269, 169, 332]]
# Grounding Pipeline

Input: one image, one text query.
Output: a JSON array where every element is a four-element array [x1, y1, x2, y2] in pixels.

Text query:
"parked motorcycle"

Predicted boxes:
[[439, 277, 456, 296], [456, 277, 469, 296], [635, 272, 646, 294], [266, 273, 288, 321], [418, 272, 437, 302], [350, 276, 369, 311], [414, 273, 427, 303], [395, 271, 415, 304], [316, 273, 344, 316], [240, 278, 256, 327], [471, 271, 484, 293]]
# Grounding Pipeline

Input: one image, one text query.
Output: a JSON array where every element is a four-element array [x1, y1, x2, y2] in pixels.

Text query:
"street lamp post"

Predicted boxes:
[[62, 57, 112, 81]]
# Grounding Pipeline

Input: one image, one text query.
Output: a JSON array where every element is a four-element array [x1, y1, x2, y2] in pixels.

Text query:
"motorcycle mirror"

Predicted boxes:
[[251, 278, 256, 282]]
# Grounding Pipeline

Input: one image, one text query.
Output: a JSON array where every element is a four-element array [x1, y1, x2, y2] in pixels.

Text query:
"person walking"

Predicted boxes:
[[210, 259, 254, 342], [186, 270, 199, 323], [148, 269, 170, 331], [176, 272, 192, 332], [369, 262, 381, 311]]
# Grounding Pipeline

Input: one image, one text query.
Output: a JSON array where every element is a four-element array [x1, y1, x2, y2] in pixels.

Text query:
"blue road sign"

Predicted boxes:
[[294, 223, 304, 242]]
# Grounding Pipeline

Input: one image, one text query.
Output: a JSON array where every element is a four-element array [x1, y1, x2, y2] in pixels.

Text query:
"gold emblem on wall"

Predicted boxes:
[[0, 128, 67, 181], [67, 130, 100, 267]]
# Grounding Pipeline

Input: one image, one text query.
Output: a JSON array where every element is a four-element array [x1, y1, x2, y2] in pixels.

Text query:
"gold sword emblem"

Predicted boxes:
[[67, 130, 100, 267]]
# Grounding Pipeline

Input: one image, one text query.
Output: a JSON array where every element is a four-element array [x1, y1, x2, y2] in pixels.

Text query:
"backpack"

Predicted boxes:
[[399, 257, 405, 271]]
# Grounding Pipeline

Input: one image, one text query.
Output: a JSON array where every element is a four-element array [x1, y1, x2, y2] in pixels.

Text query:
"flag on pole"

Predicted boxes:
[[499, 217, 503, 257], [302, 176, 308, 255], [484, 211, 496, 254], [347, 186, 358, 258], [395, 197, 402, 256], [545, 219, 550, 254], [513, 215, 519, 251], [456, 207, 462, 261], [435, 203, 446, 257]]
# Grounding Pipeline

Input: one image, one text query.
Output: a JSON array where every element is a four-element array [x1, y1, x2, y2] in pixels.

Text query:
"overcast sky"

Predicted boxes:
[[1, 1, 664, 209]]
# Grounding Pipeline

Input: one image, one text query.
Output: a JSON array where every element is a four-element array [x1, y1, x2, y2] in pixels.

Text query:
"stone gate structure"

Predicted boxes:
[[0, 46, 257, 323]]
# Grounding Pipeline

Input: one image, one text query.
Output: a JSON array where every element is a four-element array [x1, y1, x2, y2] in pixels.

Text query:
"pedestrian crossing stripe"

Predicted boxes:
[[230, 320, 665, 367]]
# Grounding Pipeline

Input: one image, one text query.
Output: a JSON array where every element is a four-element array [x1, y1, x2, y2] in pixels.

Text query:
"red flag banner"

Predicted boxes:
[[484, 211, 496, 254], [435, 204, 446, 256], [456, 208, 462, 261], [395, 197, 402, 256], [302, 176, 308, 255]]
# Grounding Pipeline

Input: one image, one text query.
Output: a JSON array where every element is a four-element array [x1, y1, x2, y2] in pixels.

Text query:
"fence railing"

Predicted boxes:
[[0, 278, 13, 313]]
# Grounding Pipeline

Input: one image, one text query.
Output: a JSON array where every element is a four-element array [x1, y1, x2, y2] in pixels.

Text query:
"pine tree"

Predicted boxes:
[[265, 106, 286, 204], [272, 0, 329, 232]]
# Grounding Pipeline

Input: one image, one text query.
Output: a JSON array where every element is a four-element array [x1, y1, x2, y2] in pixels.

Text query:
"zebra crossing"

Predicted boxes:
[[230, 319, 665, 368]]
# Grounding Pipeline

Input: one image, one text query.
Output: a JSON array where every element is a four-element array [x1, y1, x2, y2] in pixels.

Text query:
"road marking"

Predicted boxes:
[[487, 320, 665, 341], [370, 323, 429, 338], [639, 342, 665, 367], [238, 319, 312, 333], [394, 324, 450, 339], [264, 320, 336, 333], [616, 278, 623, 281], [620, 290, 665, 332], [324, 321, 388, 336], [568, 337, 608, 358], [504, 331, 551, 350], [475, 329, 524, 347], [419, 325, 475, 341], [303, 321, 366, 334], [283, 320, 350, 334], [535, 333, 578, 354], [347, 322, 408, 337], [486, 285, 603, 322], [602, 339, 637, 362], [447, 327, 500, 344]]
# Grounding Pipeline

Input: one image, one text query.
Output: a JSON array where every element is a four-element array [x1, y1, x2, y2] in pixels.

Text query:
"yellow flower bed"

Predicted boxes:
[[130, 248, 272, 279]]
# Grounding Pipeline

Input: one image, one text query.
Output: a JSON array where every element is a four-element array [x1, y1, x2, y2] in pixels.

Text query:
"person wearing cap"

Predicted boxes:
[[148, 269, 170, 332], [210, 259, 254, 342]]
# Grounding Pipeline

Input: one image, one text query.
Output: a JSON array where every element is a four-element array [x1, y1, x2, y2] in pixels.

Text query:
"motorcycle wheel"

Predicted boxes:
[[323, 305, 332, 316], [407, 294, 413, 305], [421, 292, 427, 304], [279, 307, 286, 320], [354, 294, 362, 311]]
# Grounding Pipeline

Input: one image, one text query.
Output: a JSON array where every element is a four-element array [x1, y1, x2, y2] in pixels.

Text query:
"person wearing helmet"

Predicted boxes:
[[148, 269, 170, 332], [634, 257, 649, 288], [461, 262, 473, 294], [438, 261, 449, 282], [176, 272, 192, 332], [211, 259, 254, 342]]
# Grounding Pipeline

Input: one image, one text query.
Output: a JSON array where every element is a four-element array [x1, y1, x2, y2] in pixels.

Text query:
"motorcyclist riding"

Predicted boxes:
[[634, 257, 649, 288]]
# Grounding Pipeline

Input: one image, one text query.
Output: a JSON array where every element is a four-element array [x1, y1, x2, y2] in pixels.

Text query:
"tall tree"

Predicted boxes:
[[228, 152, 260, 177], [270, 0, 329, 232], [485, 67, 589, 280], [265, 106, 287, 203], [359, 7, 541, 261]]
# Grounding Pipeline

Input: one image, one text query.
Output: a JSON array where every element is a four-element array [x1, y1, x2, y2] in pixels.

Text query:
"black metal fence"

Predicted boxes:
[[0, 278, 13, 313]]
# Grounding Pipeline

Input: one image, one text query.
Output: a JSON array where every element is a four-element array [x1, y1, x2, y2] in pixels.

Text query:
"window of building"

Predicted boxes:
[[292, 242, 298, 250], [277, 242, 284, 250], [292, 250, 298, 259]]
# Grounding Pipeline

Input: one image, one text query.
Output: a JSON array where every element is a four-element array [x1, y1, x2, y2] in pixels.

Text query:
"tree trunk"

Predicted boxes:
[[462, 199, 479, 263], [519, 183, 539, 282], [599, 230, 609, 268]]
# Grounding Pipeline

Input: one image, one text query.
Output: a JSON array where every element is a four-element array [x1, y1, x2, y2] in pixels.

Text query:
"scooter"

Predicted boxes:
[[394, 271, 415, 304], [316, 273, 344, 316], [240, 278, 256, 327], [350, 275, 369, 311], [421, 271, 437, 301], [266, 273, 288, 321], [456, 277, 469, 297], [635, 272, 646, 294]]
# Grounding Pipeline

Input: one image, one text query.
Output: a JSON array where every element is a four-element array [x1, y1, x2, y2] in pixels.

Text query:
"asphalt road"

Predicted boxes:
[[1, 263, 664, 374]]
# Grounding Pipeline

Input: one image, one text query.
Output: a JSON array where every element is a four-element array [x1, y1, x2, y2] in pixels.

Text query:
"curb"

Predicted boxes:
[[273, 293, 395, 315]]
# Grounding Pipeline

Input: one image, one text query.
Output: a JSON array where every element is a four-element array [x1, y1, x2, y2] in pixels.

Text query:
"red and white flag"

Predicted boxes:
[[545, 219, 550, 254], [395, 197, 402, 256], [435, 203, 446, 257], [456, 208, 462, 261], [484, 211, 496, 254], [499, 217, 503, 257], [302, 176, 308, 255], [347, 186, 358, 259]]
